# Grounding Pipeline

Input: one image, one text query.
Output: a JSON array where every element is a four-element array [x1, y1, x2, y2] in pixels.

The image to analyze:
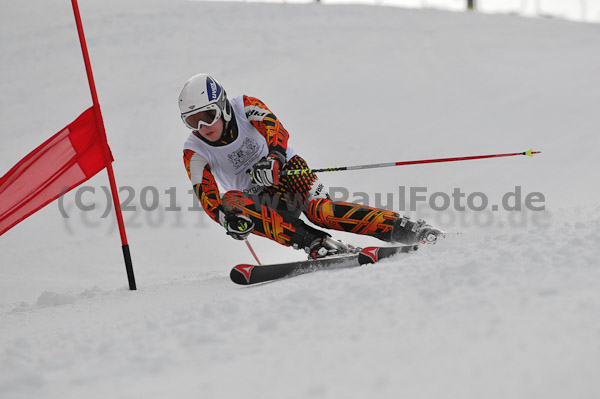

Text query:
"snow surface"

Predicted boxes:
[[214, 0, 600, 24], [1, 0, 600, 398]]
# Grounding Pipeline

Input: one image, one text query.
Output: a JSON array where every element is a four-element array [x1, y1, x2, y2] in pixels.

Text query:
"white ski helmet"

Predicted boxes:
[[179, 73, 232, 130]]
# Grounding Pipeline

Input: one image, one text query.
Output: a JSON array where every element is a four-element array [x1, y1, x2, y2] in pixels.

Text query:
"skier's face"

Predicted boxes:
[[197, 117, 224, 142]]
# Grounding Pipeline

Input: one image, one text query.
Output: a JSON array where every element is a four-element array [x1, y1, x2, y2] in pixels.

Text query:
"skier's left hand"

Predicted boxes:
[[250, 155, 281, 187], [223, 213, 255, 241]]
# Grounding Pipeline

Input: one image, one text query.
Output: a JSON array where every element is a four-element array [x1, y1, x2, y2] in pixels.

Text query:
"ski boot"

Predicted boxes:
[[391, 216, 445, 245], [306, 236, 355, 260], [289, 219, 355, 260]]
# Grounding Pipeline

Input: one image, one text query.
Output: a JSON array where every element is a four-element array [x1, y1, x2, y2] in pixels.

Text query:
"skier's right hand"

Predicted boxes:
[[222, 213, 254, 240], [250, 155, 281, 187]]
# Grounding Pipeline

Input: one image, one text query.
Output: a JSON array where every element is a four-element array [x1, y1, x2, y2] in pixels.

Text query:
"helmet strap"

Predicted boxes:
[[221, 117, 228, 137], [220, 110, 238, 144]]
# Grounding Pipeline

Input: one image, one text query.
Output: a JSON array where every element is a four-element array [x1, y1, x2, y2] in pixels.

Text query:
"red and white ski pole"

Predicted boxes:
[[280, 149, 541, 176], [244, 239, 262, 265]]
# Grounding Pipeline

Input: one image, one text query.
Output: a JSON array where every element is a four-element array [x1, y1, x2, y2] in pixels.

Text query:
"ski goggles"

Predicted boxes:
[[182, 104, 221, 130]]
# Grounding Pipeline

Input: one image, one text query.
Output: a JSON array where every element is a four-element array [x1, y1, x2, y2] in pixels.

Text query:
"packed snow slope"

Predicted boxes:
[[1, 1, 600, 398]]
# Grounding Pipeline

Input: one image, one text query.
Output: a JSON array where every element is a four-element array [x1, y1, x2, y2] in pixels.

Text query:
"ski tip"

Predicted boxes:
[[358, 245, 419, 265], [230, 264, 256, 285], [359, 247, 380, 264]]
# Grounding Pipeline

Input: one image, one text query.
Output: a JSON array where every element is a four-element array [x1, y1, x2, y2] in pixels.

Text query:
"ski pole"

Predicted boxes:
[[245, 239, 262, 265], [280, 149, 540, 176]]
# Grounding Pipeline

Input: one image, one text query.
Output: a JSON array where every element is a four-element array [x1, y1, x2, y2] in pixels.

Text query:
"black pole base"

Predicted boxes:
[[122, 244, 136, 290]]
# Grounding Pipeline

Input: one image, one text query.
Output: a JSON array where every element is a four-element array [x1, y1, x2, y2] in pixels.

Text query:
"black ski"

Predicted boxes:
[[357, 244, 418, 264], [230, 244, 418, 285]]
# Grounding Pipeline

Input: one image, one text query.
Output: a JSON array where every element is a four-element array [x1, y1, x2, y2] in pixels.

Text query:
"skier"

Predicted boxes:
[[180, 73, 444, 259]]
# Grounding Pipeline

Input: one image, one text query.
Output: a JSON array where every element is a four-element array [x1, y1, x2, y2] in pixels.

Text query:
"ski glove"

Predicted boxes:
[[222, 213, 255, 241], [250, 155, 281, 187]]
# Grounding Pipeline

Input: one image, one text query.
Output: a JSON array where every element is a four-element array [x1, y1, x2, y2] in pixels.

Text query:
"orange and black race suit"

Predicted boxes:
[[183, 95, 399, 247]]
